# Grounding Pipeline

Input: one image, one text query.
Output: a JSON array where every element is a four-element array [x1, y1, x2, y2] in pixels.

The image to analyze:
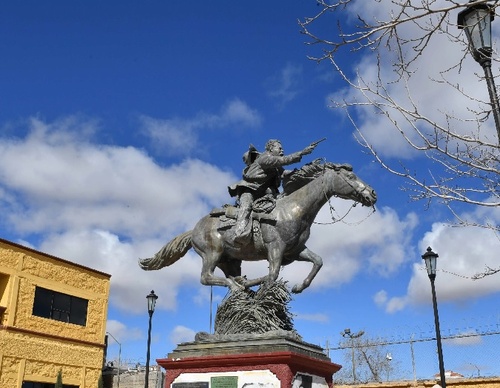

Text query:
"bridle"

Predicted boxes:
[[316, 162, 376, 226]]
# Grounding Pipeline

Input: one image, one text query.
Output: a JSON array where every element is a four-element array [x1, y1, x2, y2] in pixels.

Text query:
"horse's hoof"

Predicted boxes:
[[291, 285, 303, 294], [233, 276, 248, 286], [228, 279, 246, 292]]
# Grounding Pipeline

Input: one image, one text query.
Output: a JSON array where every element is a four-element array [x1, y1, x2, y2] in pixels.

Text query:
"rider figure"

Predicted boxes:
[[228, 139, 316, 244]]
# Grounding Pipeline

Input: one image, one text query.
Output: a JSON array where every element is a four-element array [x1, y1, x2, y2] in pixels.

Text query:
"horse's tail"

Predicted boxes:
[[138, 230, 193, 271]]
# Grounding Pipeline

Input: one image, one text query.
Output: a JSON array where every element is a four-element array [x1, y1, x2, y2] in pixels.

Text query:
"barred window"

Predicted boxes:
[[22, 381, 79, 388], [32, 286, 88, 326]]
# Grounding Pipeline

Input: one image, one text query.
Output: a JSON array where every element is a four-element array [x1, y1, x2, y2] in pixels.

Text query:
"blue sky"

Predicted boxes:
[[1, 0, 499, 379]]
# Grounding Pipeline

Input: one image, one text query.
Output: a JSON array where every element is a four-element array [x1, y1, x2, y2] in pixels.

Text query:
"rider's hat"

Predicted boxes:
[[242, 144, 260, 165]]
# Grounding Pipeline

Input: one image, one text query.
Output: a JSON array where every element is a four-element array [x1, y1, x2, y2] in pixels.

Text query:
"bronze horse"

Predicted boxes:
[[139, 161, 377, 293]]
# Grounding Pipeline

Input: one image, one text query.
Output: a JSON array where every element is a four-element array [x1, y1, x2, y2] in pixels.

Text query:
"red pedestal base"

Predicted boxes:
[[157, 336, 341, 387]]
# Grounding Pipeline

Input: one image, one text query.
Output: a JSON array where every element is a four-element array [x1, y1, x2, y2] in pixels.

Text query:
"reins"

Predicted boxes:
[[315, 161, 376, 226]]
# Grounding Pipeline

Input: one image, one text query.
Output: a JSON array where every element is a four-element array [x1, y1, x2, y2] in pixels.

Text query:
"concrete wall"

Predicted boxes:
[[108, 368, 164, 388]]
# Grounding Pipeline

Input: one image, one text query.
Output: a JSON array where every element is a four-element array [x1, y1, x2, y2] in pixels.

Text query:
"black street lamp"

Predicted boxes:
[[458, 1, 500, 142], [145, 290, 158, 388], [422, 247, 446, 388], [341, 328, 365, 384]]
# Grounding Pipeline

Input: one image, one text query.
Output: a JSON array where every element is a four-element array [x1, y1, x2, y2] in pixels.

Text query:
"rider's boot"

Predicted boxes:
[[233, 217, 250, 244], [233, 193, 253, 245]]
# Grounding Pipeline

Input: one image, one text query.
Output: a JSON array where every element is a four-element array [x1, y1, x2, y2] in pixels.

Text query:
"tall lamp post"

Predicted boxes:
[[341, 328, 365, 384], [422, 247, 446, 388], [145, 290, 158, 388], [458, 1, 500, 142], [106, 332, 121, 388]]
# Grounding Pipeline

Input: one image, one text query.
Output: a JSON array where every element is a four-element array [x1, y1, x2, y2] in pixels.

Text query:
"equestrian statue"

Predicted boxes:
[[139, 139, 377, 294]]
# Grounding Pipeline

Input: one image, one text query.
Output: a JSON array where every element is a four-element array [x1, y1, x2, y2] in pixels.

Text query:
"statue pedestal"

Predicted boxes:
[[157, 334, 341, 387]]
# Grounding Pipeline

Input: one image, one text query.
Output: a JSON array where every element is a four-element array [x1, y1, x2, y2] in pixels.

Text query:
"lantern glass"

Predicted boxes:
[[458, 4, 494, 60], [422, 247, 439, 278], [146, 290, 158, 313]]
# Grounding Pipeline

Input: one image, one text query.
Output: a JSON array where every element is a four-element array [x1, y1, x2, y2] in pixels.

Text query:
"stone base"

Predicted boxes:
[[157, 334, 341, 387]]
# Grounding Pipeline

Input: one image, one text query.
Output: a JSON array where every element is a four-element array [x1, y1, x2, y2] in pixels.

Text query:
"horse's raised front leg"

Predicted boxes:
[[200, 252, 245, 292], [291, 247, 323, 293]]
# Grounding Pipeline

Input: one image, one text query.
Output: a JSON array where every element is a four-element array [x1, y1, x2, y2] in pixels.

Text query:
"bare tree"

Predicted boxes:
[[471, 264, 500, 278], [299, 0, 500, 232], [335, 332, 399, 384]]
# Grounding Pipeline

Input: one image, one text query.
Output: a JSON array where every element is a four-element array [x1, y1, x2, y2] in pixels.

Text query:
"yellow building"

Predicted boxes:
[[0, 238, 111, 388]]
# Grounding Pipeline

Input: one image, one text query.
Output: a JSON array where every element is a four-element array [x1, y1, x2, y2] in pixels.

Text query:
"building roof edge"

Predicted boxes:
[[0, 237, 111, 279]]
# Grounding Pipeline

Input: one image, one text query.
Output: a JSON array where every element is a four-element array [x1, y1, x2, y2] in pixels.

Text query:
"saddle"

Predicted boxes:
[[210, 196, 277, 232]]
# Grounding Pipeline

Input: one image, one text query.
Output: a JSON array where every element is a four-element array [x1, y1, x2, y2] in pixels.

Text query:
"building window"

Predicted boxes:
[[22, 382, 79, 388], [0, 272, 9, 322], [32, 286, 88, 326]]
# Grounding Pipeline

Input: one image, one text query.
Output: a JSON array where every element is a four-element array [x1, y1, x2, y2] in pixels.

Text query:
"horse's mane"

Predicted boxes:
[[281, 159, 353, 196]]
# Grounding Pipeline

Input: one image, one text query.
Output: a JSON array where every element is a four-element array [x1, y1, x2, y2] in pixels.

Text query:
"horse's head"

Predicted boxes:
[[281, 159, 377, 207], [329, 165, 377, 207]]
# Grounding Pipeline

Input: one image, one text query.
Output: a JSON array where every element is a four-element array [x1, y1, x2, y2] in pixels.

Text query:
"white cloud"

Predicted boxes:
[[386, 296, 409, 314], [281, 200, 418, 292], [138, 115, 198, 156], [0, 117, 235, 314], [217, 99, 262, 128], [139, 98, 261, 156], [378, 215, 500, 313], [169, 325, 196, 345], [445, 330, 482, 346], [192, 286, 223, 307], [0, 119, 234, 237], [294, 312, 330, 323], [374, 290, 388, 307], [106, 319, 143, 343], [327, 0, 500, 159], [267, 62, 303, 107]]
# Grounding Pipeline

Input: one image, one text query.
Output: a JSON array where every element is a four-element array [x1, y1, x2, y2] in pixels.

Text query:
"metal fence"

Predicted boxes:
[[327, 317, 500, 384]]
